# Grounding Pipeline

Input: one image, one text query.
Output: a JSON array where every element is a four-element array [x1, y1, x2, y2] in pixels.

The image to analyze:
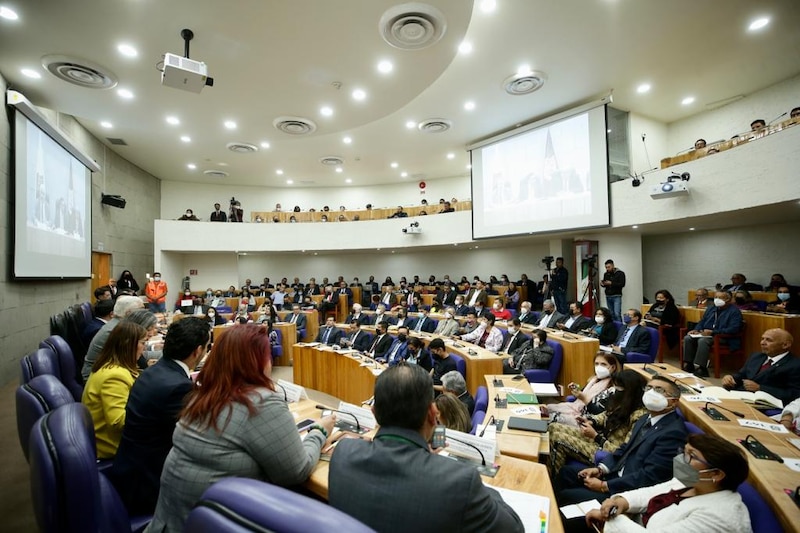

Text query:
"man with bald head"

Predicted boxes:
[[722, 329, 800, 405]]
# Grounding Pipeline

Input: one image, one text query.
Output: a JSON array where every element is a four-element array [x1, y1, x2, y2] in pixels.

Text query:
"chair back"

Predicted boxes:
[[271, 329, 283, 358], [449, 354, 467, 379], [737, 482, 782, 533], [474, 386, 489, 414], [40, 335, 84, 400], [684, 421, 704, 435], [80, 301, 94, 324], [625, 326, 660, 364], [184, 477, 376, 533], [470, 410, 486, 435], [16, 375, 75, 462], [20, 347, 59, 385], [523, 340, 563, 383]]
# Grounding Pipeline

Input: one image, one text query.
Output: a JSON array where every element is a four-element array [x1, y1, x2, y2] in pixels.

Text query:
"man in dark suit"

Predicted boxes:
[[109, 317, 209, 515], [517, 301, 537, 325], [438, 284, 457, 306], [453, 295, 470, 316], [336, 280, 353, 306], [555, 376, 688, 507], [534, 299, 564, 329], [345, 303, 371, 326], [368, 321, 393, 359], [722, 328, 800, 405], [81, 299, 114, 347], [341, 320, 372, 352], [499, 318, 528, 355], [722, 272, 763, 292], [315, 316, 343, 345], [556, 301, 593, 333], [395, 308, 416, 329], [610, 308, 651, 360], [683, 291, 743, 377], [179, 296, 211, 316], [286, 304, 308, 341], [411, 306, 436, 333], [209, 202, 227, 222], [329, 364, 523, 533], [378, 326, 410, 366], [466, 280, 488, 308]]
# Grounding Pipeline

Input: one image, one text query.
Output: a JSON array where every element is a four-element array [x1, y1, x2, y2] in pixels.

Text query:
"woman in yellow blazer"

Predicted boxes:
[[81, 320, 147, 458]]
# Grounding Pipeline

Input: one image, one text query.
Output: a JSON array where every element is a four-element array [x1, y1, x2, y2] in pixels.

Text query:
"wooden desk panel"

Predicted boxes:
[[292, 344, 378, 405], [211, 322, 296, 366], [277, 310, 319, 343], [483, 375, 547, 462], [688, 290, 778, 305]]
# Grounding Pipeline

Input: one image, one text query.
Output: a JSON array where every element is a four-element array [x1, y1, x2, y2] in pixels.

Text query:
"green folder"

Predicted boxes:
[[506, 393, 538, 404]]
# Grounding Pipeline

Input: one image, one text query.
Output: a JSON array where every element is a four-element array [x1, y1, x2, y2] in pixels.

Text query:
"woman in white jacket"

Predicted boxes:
[[456, 313, 503, 352], [585, 433, 752, 533]]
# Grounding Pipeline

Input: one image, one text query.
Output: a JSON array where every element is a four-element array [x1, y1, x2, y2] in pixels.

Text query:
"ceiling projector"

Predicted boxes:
[[650, 171, 690, 199], [161, 53, 211, 93]]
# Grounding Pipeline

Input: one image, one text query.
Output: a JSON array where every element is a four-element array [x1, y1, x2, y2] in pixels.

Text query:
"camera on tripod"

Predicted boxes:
[[541, 256, 555, 270]]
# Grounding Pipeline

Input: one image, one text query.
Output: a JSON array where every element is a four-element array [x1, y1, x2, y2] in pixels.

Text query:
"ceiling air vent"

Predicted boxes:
[[417, 118, 452, 133], [226, 142, 258, 154], [503, 71, 547, 96], [203, 169, 229, 178], [379, 3, 447, 50], [41, 55, 118, 89], [106, 138, 127, 146], [319, 156, 344, 166], [273, 116, 317, 135]]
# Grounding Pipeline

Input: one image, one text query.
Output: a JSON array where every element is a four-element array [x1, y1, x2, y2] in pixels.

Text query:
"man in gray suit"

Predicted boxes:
[[534, 299, 564, 329], [329, 364, 523, 533]]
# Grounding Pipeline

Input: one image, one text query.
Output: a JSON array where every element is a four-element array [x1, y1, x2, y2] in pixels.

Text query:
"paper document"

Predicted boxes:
[[338, 401, 377, 429], [737, 419, 789, 434], [789, 438, 800, 452], [512, 406, 541, 416], [782, 457, 800, 473], [277, 379, 308, 403], [560, 499, 601, 520], [703, 386, 783, 409], [682, 395, 721, 403], [499, 387, 525, 394], [489, 484, 550, 533], [530, 383, 559, 396], [444, 428, 498, 462]]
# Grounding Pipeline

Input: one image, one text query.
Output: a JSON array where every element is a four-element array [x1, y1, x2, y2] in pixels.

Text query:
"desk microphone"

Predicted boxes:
[[643, 362, 667, 375], [315, 404, 361, 432], [445, 435, 486, 466], [705, 401, 744, 418], [479, 415, 495, 437], [563, 333, 578, 340], [768, 112, 788, 125]]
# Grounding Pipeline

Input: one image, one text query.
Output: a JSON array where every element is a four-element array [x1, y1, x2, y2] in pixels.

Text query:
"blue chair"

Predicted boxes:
[[271, 328, 283, 359], [474, 386, 489, 414], [16, 374, 75, 462], [40, 334, 84, 401], [20, 347, 59, 385], [79, 301, 94, 325], [184, 477, 375, 533], [684, 421, 704, 434], [470, 410, 487, 435], [531, 311, 541, 323], [216, 305, 233, 313], [28, 403, 151, 533], [449, 354, 466, 379], [737, 482, 782, 533], [508, 309, 518, 319], [524, 340, 563, 383], [626, 326, 660, 364]]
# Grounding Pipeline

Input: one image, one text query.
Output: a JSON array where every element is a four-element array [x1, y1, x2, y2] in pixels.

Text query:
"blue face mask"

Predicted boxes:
[[623, 315, 632, 324], [777, 293, 790, 301]]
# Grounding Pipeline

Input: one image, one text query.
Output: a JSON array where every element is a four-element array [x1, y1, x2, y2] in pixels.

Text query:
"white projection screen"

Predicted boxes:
[[469, 103, 610, 239], [10, 91, 97, 278]]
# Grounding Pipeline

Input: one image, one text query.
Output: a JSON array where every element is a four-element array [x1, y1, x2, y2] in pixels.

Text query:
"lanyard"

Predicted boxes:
[[375, 434, 427, 451]]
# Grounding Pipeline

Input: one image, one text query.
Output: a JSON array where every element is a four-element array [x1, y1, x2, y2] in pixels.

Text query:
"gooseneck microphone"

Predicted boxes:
[[643, 362, 667, 375], [705, 401, 744, 418], [768, 112, 788, 125], [445, 435, 486, 466], [315, 404, 361, 432]]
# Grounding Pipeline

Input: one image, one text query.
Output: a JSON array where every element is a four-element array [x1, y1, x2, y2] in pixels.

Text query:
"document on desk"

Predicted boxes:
[[277, 379, 308, 402], [444, 428, 497, 461], [529, 383, 559, 397], [682, 395, 721, 403], [560, 499, 601, 520], [782, 457, 800, 473], [338, 401, 377, 429], [489, 485, 550, 533], [737, 419, 790, 434]]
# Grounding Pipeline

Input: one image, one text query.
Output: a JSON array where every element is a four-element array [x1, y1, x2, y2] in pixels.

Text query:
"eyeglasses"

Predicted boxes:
[[643, 384, 676, 398], [678, 447, 715, 469]]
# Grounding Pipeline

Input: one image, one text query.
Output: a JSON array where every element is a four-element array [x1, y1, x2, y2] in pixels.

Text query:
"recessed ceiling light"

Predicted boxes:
[[352, 88, 366, 101], [474, 245, 479, 249], [286, 179, 293, 185], [345, 178, 352, 184], [320, 106, 333, 117], [166, 116, 180, 125], [180, 135, 191, 143], [632, 225, 639, 229], [276, 169, 284, 175], [117, 43, 138, 58], [390, 162, 399, 168], [0, 6, 19, 20], [187, 163, 196, 170], [260, 141, 270, 149], [748, 17, 769, 31], [377, 60, 393, 74], [224, 120, 237, 129], [401, 171, 408, 177], [516, 64, 532, 76], [466, 164, 472, 170], [458, 41, 473, 54], [463, 101, 475, 111], [480, 0, 496, 13], [607, 129, 612, 133], [405, 120, 417, 129], [100, 121, 113, 129], [335, 167, 343, 173], [21, 68, 41, 79], [681, 96, 695, 106], [218, 162, 228, 167], [689, 227, 696, 231], [117, 88, 134, 99], [342, 136, 352, 144], [446, 153, 455, 160], [636, 83, 651, 94]]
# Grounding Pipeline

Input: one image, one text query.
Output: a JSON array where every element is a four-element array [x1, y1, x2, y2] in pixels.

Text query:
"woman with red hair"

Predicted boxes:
[[147, 324, 336, 532]]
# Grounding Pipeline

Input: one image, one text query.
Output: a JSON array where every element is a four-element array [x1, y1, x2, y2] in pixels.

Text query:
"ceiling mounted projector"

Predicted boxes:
[[161, 29, 214, 94], [650, 172, 690, 199]]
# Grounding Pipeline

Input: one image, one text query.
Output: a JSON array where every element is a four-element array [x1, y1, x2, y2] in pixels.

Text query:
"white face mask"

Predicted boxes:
[[595, 365, 611, 379], [595, 315, 605, 324], [153, 277, 161, 282], [208, 311, 215, 318], [444, 312, 453, 319], [533, 338, 540, 347], [508, 326, 516, 335], [713, 298, 726, 307], [643, 389, 669, 411]]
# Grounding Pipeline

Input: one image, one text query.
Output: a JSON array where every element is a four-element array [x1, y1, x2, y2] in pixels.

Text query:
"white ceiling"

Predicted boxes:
[[2, 0, 799, 189]]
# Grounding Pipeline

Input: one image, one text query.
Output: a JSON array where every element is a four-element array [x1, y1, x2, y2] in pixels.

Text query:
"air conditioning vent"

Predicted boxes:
[[106, 137, 127, 146], [226, 142, 258, 153], [503, 71, 547, 95], [379, 3, 447, 50], [418, 118, 452, 133], [273, 116, 317, 135], [319, 156, 344, 166], [203, 169, 229, 178], [41, 55, 117, 89]]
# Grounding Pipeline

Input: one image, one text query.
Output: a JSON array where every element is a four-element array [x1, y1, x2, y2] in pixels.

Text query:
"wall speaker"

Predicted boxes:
[[101, 194, 126, 209]]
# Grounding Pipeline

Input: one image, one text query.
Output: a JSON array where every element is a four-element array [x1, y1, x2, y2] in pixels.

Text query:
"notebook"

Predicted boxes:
[[507, 417, 549, 433], [506, 393, 539, 404]]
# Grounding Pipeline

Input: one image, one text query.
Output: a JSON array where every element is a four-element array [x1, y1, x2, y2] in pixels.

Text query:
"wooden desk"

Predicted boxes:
[[630, 362, 800, 533], [211, 321, 295, 365], [483, 375, 548, 462], [277, 310, 319, 343], [289, 398, 564, 533], [293, 344, 379, 405], [687, 290, 778, 305]]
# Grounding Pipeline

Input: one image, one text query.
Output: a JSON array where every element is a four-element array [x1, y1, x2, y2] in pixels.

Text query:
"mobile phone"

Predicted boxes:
[[431, 425, 446, 449], [296, 418, 316, 432]]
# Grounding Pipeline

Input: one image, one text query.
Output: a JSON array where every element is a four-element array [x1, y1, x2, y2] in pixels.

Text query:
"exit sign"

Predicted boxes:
[[189, 269, 198, 275]]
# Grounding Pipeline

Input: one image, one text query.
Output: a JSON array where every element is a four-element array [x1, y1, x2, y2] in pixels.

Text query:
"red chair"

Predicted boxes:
[[680, 324, 745, 378]]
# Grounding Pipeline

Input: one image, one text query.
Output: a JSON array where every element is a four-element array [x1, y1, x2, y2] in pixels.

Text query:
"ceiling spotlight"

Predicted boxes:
[[748, 17, 769, 31], [480, 0, 496, 13], [117, 43, 138, 58], [401, 171, 408, 177], [180, 135, 191, 143], [446, 153, 455, 159], [390, 162, 399, 168], [345, 178, 352, 184], [458, 41, 473, 54], [166, 116, 180, 125], [681, 96, 695, 106], [0, 6, 19, 20], [21, 68, 41, 79], [320, 106, 333, 117], [516, 64, 533, 76], [352, 88, 366, 101], [276, 169, 284, 175], [466, 164, 472, 170], [224, 120, 237, 129], [342, 136, 352, 144], [377, 60, 393, 74], [689, 227, 696, 231], [100, 121, 113, 129], [335, 167, 343, 173], [405, 120, 417, 129], [636, 83, 651, 94], [260, 141, 270, 149], [117, 88, 134, 99], [463, 101, 475, 111], [286, 179, 294, 184], [187, 163, 196, 170], [607, 129, 612, 133], [632, 225, 639, 229]]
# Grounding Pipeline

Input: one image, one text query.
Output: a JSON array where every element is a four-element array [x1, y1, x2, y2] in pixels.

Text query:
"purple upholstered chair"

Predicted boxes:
[[184, 477, 375, 533], [625, 326, 660, 364], [16, 374, 75, 462], [28, 403, 150, 533], [470, 410, 487, 435], [474, 386, 489, 414], [40, 334, 84, 400], [524, 340, 563, 383], [20, 347, 59, 385], [449, 354, 467, 379]]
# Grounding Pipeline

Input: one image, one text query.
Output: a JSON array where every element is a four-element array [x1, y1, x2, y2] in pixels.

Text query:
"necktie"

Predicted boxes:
[[408, 293, 413, 306], [290, 314, 297, 323], [758, 358, 773, 373], [323, 328, 331, 344], [369, 335, 381, 353], [503, 333, 514, 353], [350, 331, 358, 345], [620, 327, 633, 346], [416, 318, 424, 332]]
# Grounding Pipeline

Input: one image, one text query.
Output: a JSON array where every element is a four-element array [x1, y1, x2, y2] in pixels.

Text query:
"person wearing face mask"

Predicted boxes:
[[499, 318, 528, 355], [372, 303, 395, 326], [555, 376, 688, 508], [145, 273, 169, 313], [209, 291, 226, 309], [541, 353, 621, 428], [585, 434, 751, 533], [643, 290, 681, 349], [766, 285, 800, 313], [455, 313, 504, 353], [585, 307, 618, 346], [548, 370, 647, 476], [314, 316, 343, 346], [434, 307, 461, 337], [517, 301, 537, 325], [556, 301, 593, 333], [367, 321, 394, 360], [490, 297, 513, 321], [412, 306, 437, 333], [682, 291, 743, 377], [534, 299, 565, 329], [180, 295, 210, 316], [610, 309, 651, 360], [345, 303, 371, 326], [732, 289, 759, 311], [503, 329, 554, 374], [428, 338, 457, 387], [177, 208, 200, 221], [378, 326, 411, 366], [233, 302, 253, 323], [405, 337, 432, 372], [205, 306, 225, 326]]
